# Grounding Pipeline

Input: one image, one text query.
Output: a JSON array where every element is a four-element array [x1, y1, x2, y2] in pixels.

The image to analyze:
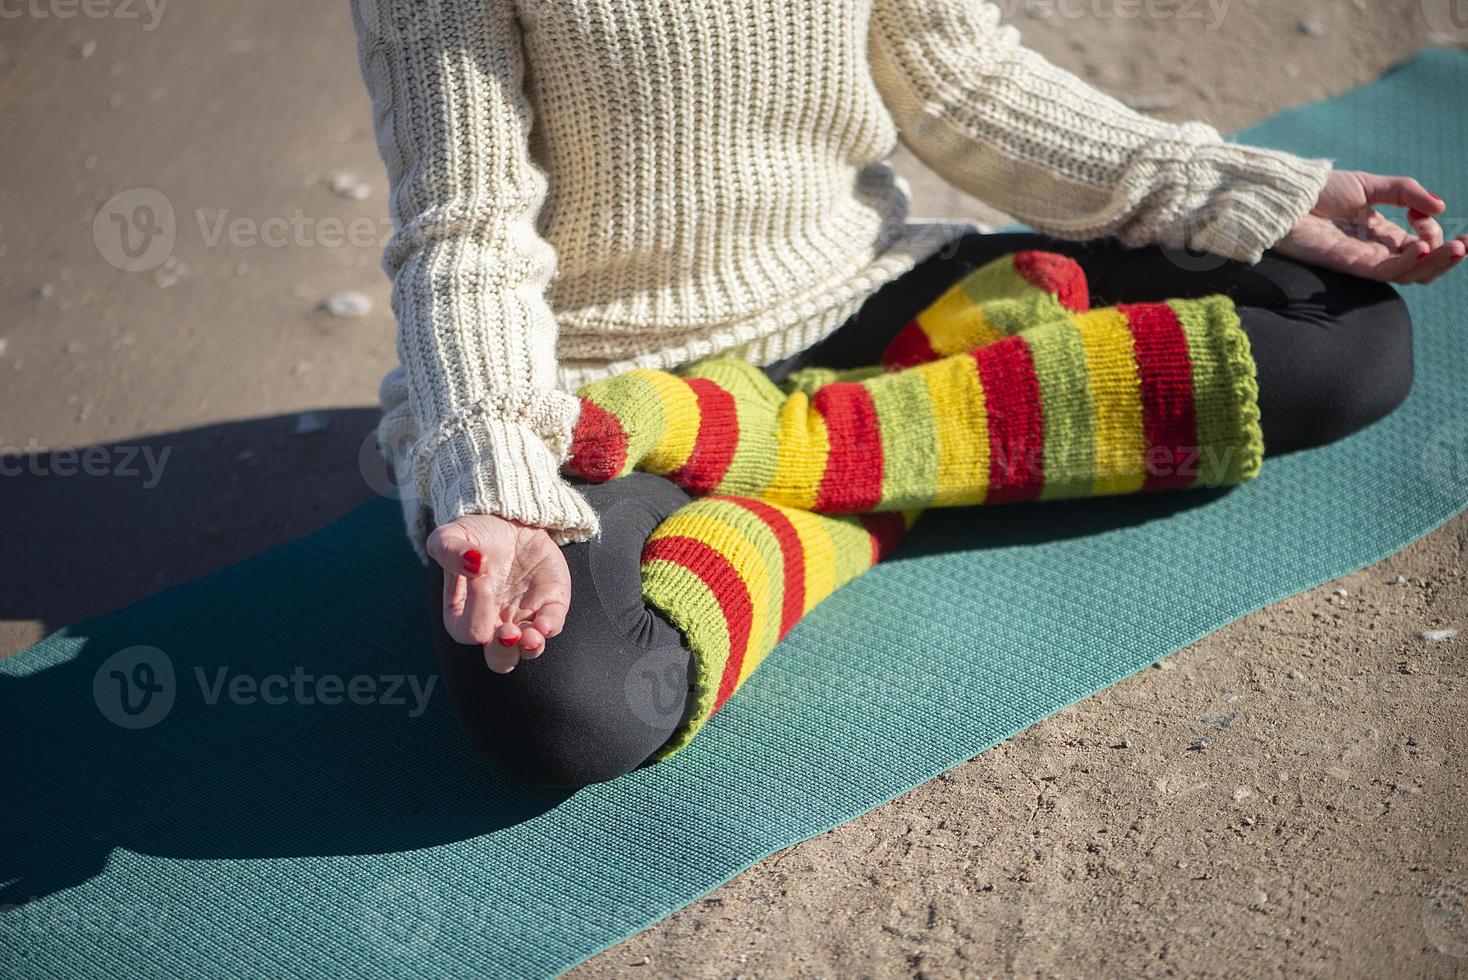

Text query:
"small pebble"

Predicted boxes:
[[1333, 587, 1348, 598], [1392, 575, 1407, 585], [1152, 660, 1175, 671], [1421, 629, 1458, 642], [292, 411, 330, 436], [320, 291, 373, 318], [1188, 737, 1209, 752], [1111, 739, 1130, 750], [1240, 815, 1256, 827], [1406, 736, 1419, 747], [325, 172, 372, 200], [628, 957, 649, 967], [35, 283, 53, 300], [1298, 16, 1327, 38], [1248, 889, 1270, 908], [75, 40, 97, 60], [0, 337, 7, 357]]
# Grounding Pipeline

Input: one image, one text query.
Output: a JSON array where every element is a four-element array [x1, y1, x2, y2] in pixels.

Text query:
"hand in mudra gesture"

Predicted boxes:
[[427, 515, 570, 674], [1276, 169, 1465, 285]]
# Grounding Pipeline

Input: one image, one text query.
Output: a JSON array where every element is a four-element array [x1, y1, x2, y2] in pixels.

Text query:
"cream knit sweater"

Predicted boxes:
[[350, 0, 1332, 547]]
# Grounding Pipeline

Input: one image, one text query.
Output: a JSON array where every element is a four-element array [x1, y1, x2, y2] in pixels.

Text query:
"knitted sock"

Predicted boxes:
[[569, 295, 1262, 508], [638, 495, 917, 759], [880, 250, 1091, 369], [568, 250, 1088, 488]]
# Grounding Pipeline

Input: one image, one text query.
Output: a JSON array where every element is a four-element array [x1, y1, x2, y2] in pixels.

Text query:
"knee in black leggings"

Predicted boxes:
[[428, 474, 695, 789], [1240, 268, 1415, 453]]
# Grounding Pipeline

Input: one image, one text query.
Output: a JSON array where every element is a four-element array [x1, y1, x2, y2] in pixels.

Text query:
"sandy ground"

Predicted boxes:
[[1, 0, 1465, 976]]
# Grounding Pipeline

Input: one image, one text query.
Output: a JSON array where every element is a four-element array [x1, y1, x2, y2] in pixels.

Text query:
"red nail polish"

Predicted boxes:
[[497, 634, 517, 647], [1409, 208, 1428, 222], [462, 549, 482, 575]]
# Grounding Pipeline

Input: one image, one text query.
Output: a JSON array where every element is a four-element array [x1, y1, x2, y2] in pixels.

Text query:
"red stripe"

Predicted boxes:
[[881, 319, 940, 370], [1013, 250, 1090, 312], [641, 535, 754, 713], [812, 382, 885, 513], [858, 512, 910, 562], [729, 497, 806, 638], [567, 396, 627, 482], [1119, 303, 1200, 492], [975, 337, 1046, 504], [671, 378, 740, 494]]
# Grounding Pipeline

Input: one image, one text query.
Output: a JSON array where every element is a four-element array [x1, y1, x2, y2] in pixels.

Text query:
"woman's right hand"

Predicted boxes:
[[426, 514, 571, 673]]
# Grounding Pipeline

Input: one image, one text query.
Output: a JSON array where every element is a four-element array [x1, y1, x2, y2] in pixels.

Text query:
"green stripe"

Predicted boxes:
[[639, 558, 727, 758], [581, 371, 666, 474], [865, 369, 939, 509], [682, 358, 783, 497], [1025, 319, 1096, 502], [698, 498, 787, 663], [1172, 297, 1263, 487], [827, 514, 879, 588]]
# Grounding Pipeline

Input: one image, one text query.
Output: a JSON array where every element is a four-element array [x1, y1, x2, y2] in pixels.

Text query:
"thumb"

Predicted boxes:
[[426, 520, 486, 578]]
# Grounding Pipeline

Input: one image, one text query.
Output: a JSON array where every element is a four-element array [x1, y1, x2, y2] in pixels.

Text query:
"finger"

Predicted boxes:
[[1420, 252, 1466, 285], [442, 572, 480, 646], [1407, 209, 1445, 251], [462, 578, 504, 645], [1360, 174, 1445, 215], [493, 622, 522, 649], [1363, 211, 1418, 251], [482, 641, 520, 674], [426, 523, 487, 579], [531, 601, 569, 640], [517, 625, 546, 659], [1404, 239, 1467, 285]]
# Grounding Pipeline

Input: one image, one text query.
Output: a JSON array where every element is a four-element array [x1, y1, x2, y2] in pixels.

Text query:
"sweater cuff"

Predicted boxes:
[[1188, 143, 1334, 265], [415, 393, 601, 545]]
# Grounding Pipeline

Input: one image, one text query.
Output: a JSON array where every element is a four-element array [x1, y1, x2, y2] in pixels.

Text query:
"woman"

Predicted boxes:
[[351, 0, 1465, 787]]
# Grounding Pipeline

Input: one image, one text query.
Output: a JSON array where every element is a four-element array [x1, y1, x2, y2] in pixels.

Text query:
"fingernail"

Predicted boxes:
[[497, 634, 517, 647], [462, 549, 482, 575], [1408, 208, 1428, 222]]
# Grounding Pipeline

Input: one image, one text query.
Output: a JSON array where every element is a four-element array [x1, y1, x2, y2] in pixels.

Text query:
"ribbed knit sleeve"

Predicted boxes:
[[869, 0, 1333, 263], [351, 0, 599, 544]]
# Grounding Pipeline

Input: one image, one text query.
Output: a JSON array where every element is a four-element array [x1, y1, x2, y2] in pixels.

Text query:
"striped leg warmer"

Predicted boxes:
[[637, 496, 916, 759], [568, 295, 1262, 510]]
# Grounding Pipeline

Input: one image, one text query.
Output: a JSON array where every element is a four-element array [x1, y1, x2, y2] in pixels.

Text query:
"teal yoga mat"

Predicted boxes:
[[4, 50, 1467, 980]]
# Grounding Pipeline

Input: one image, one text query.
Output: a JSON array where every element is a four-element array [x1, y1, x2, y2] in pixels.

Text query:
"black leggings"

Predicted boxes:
[[429, 233, 1414, 788]]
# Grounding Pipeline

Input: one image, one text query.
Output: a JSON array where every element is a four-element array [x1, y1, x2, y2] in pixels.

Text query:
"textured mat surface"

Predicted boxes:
[[4, 51, 1467, 980]]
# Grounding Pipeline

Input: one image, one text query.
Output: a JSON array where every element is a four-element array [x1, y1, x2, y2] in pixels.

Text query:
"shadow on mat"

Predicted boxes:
[[1, 411, 574, 908], [0, 412, 1228, 908], [0, 409, 386, 641]]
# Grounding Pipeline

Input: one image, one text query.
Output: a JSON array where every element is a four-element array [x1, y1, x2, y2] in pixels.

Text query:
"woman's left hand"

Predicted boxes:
[[1274, 170, 1467, 286]]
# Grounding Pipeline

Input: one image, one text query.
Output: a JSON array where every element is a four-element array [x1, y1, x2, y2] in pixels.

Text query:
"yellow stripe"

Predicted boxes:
[[637, 370, 700, 474], [765, 392, 829, 510], [918, 354, 990, 506], [782, 507, 838, 612], [1070, 309, 1146, 495], [662, 508, 780, 683], [916, 288, 1005, 357]]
